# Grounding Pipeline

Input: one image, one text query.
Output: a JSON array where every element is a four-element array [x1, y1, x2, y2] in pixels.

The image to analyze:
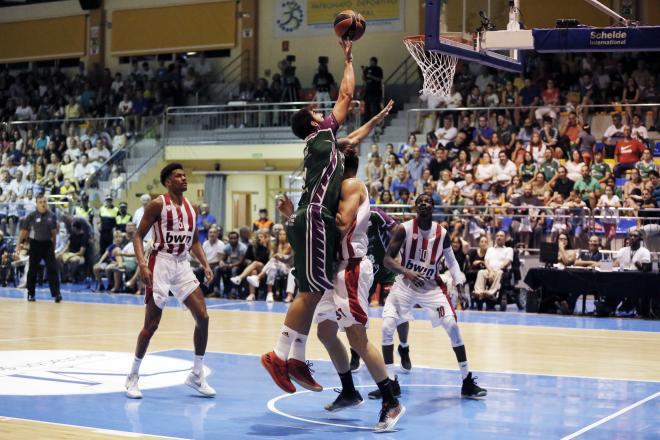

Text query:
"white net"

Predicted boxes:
[[404, 36, 458, 98]]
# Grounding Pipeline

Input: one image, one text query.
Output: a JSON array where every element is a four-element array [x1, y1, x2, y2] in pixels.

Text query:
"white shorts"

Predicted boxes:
[[383, 279, 456, 328], [313, 258, 373, 330], [146, 252, 200, 309]]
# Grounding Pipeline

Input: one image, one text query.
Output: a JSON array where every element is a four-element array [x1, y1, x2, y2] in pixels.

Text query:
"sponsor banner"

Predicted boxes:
[[533, 26, 660, 53], [0, 350, 204, 396], [275, 0, 403, 38]]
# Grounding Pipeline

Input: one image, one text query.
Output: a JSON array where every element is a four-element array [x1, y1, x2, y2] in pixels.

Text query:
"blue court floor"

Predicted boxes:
[[0, 349, 658, 439]]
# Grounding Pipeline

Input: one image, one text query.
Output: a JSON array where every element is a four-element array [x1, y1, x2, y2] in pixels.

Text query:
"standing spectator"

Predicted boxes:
[[597, 185, 621, 249], [577, 123, 597, 166], [621, 78, 641, 123], [98, 196, 118, 253], [253, 208, 273, 232], [613, 127, 644, 178], [516, 77, 541, 124], [196, 203, 217, 243], [602, 113, 627, 159], [312, 58, 335, 103], [18, 194, 61, 302], [115, 202, 132, 232], [362, 57, 383, 122]]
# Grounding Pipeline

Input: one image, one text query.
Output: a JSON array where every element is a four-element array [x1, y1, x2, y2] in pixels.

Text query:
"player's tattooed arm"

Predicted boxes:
[[384, 224, 425, 287]]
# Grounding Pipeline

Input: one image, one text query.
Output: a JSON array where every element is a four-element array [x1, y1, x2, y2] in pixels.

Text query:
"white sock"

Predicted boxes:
[[459, 361, 469, 380], [193, 355, 204, 376], [274, 325, 297, 360], [386, 363, 396, 381], [399, 341, 409, 348], [289, 333, 308, 362], [130, 357, 142, 375]]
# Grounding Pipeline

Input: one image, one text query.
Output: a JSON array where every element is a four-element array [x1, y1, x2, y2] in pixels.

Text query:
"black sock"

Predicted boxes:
[[338, 370, 356, 396], [376, 378, 397, 405], [382, 344, 394, 365], [350, 348, 360, 361]]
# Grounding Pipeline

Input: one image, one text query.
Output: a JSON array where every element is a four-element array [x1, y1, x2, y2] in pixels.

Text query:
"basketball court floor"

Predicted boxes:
[[0, 286, 658, 439]]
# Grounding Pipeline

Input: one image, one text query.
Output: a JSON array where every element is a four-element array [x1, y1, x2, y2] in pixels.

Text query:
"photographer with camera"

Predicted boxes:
[[312, 56, 336, 103], [362, 57, 383, 122]]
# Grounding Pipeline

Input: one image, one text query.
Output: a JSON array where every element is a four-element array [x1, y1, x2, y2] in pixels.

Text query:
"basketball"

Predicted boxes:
[[333, 10, 366, 41]]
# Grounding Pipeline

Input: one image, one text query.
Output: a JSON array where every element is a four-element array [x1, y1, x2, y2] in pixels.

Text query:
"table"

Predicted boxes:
[[524, 268, 660, 315]]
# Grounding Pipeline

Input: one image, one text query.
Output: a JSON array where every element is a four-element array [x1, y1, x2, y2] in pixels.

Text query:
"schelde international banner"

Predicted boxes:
[[275, 0, 403, 38]]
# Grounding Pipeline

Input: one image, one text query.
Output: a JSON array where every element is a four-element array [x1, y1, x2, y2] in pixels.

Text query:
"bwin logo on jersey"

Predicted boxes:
[[405, 261, 435, 278], [166, 232, 191, 245]]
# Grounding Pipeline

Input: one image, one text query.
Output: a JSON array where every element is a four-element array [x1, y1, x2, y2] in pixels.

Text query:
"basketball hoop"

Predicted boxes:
[[404, 35, 458, 98]]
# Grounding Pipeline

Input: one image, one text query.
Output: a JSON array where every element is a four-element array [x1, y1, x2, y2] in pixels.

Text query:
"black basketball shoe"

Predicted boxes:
[[398, 345, 411, 372], [461, 372, 487, 399], [349, 349, 361, 372], [324, 389, 364, 412], [368, 376, 401, 400]]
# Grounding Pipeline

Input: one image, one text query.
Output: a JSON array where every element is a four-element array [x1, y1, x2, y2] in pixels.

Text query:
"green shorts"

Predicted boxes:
[[286, 205, 337, 293]]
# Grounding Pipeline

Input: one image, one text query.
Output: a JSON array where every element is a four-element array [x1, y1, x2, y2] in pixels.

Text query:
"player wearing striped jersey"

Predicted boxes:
[[314, 154, 405, 432], [261, 38, 395, 396], [125, 163, 215, 399], [350, 208, 412, 374], [369, 194, 486, 400]]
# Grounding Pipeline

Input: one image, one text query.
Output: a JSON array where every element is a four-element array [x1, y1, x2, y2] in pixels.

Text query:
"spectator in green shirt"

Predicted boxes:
[[590, 150, 612, 186], [538, 148, 559, 182], [574, 165, 601, 202], [635, 149, 658, 179]]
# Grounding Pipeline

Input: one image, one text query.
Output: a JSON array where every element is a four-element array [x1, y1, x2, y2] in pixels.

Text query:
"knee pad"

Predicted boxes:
[[381, 317, 397, 346], [440, 317, 463, 347]]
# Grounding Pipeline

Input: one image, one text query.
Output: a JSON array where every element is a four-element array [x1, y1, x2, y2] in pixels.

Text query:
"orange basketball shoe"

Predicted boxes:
[[260, 351, 295, 394], [288, 359, 323, 392]]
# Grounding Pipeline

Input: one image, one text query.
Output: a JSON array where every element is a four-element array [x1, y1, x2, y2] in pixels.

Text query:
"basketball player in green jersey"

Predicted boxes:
[[261, 38, 393, 394]]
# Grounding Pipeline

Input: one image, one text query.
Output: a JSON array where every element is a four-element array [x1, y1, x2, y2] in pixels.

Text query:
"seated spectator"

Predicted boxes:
[[112, 126, 127, 152], [623, 168, 644, 202], [466, 235, 489, 296], [483, 84, 499, 107], [466, 85, 483, 108], [197, 203, 216, 243], [406, 146, 429, 182], [602, 113, 627, 159], [428, 147, 451, 181], [519, 151, 538, 183], [93, 230, 124, 291], [474, 152, 496, 190], [613, 126, 645, 178], [366, 152, 385, 197], [500, 80, 519, 124], [435, 115, 457, 147], [422, 132, 439, 156], [517, 118, 536, 146], [115, 223, 138, 293], [590, 150, 612, 186], [535, 80, 560, 124], [575, 235, 603, 268], [451, 150, 472, 181], [558, 111, 582, 157], [194, 226, 225, 296], [383, 153, 403, 190], [630, 114, 649, 142], [635, 149, 657, 179], [74, 154, 95, 188], [436, 170, 455, 199], [377, 190, 394, 206], [415, 168, 434, 195], [456, 172, 477, 200], [389, 169, 415, 201], [56, 219, 89, 281], [473, 231, 513, 307], [574, 165, 600, 202], [243, 229, 293, 302], [398, 133, 418, 160], [446, 131, 469, 162], [218, 231, 247, 299], [493, 151, 517, 187], [549, 166, 574, 199], [528, 132, 547, 164], [473, 115, 493, 146], [458, 115, 476, 140], [565, 150, 584, 182], [230, 230, 271, 298]]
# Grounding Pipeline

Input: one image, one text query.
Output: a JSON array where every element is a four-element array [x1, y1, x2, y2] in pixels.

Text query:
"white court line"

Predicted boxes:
[[560, 391, 660, 440], [0, 416, 189, 439], [267, 383, 518, 431], [0, 329, 240, 343], [206, 303, 250, 309]]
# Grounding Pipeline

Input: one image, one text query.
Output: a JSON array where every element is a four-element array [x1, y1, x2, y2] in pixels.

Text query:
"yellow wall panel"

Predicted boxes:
[[0, 15, 86, 62], [111, 1, 236, 55]]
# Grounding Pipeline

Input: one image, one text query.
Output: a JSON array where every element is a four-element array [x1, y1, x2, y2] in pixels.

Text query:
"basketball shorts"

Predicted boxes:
[[286, 204, 337, 293], [383, 279, 456, 328], [146, 252, 200, 309], [314, 258, 373, 330]]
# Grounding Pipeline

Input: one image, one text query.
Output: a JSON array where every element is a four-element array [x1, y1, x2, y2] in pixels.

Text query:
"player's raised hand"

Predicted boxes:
[[138, 263, 152, 287], [375, 99, 394, 123], [404, 269, 426, 287], [276, 193, 294, 218], [339, 39, 353, 62]]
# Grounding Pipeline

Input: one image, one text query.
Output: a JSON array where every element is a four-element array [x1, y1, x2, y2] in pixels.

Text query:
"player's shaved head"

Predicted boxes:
[[415, 193, 434, 207]]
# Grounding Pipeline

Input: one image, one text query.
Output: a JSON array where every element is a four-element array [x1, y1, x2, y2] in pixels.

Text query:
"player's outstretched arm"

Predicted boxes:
[[384, 224, 425, 287], [338, 99, 394, 152], [331, 39, 355, 126], [336, 179, 364, 238], [134, 199, 162, 286]]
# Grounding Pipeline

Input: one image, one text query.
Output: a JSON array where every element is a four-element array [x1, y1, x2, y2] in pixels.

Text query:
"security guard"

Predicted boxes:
[[99, 195, 118, 253], [18, 193, 62, 302], [115, 202, 132, 232]]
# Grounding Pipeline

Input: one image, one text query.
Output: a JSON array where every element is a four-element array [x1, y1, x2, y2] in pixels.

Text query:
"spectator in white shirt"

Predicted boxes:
[[88, 138, 111, 168], [132, 193, 153, 241], [475, 152, 496, 190], [630, 114, 648, 141], [199, 226, 225, 295], [602, 113, 628, 156], [16, 156, 32, 178], [493, 151, 517, 186], [614, 230, 651, 271], [435, 115, 458, 147], [111, 73, 124, 94], [74, 154, 95, 188], [14, 98, 34, 121], [473, 231, 513, 302], [8, 170, 29, 198], [112, 126, 127, 152]]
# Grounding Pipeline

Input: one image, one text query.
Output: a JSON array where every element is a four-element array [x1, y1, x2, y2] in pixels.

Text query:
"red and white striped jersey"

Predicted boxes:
[[340, 184, 370, 260], [397, 219, 451, 292], [151, 194, 197, 256]]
